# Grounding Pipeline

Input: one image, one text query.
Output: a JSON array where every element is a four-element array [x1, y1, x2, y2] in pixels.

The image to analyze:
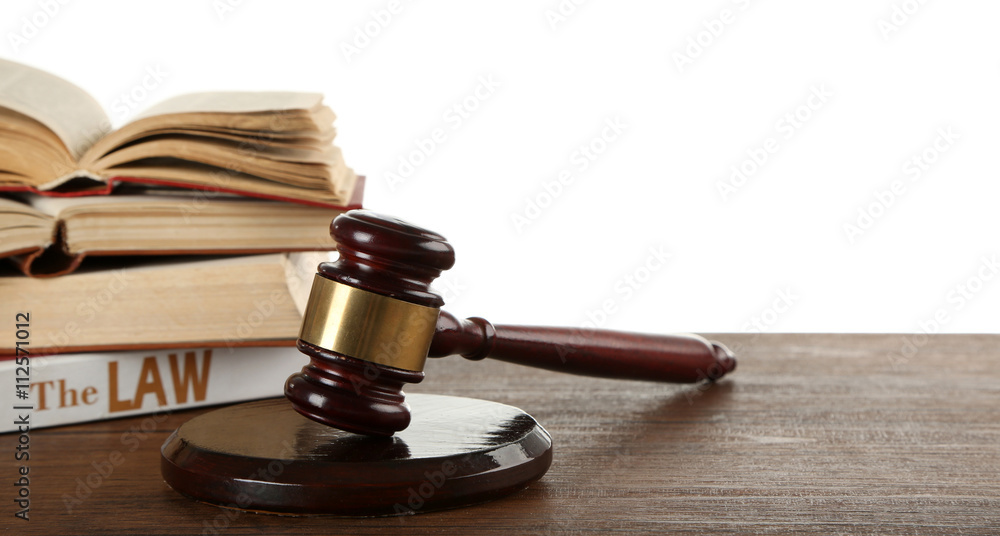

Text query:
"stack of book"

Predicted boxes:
[[0, 59, 362, 431]]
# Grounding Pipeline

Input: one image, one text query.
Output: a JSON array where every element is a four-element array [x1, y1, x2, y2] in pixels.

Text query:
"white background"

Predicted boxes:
[[3, 0, 998, 334]]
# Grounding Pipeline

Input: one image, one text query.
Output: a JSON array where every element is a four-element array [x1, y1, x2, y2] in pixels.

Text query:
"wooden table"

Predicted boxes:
[[4, 334, 999, 535]]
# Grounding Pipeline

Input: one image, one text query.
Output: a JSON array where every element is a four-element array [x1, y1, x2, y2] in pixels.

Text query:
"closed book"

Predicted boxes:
[[3, 346, 303, 432], [0, 252, 324, 356]]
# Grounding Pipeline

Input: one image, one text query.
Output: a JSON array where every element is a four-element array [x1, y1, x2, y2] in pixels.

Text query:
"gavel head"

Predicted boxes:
[[284, 210, 455, 436]]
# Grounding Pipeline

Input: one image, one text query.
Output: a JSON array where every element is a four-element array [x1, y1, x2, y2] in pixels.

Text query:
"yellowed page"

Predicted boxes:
[[130, 91, 324, 121], [101, 161, 351, 206], [94, 138, 332, 186], [0, 107, 75, 159], [81, 106, 334, 165], [0, 197, 54, 255], [0, 59, 109, 160], [62, 203, 341, 254], [0, 254, 304, 351]]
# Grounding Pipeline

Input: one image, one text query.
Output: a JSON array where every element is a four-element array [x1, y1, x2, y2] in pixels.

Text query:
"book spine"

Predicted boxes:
[[1, 346, 305, 432]]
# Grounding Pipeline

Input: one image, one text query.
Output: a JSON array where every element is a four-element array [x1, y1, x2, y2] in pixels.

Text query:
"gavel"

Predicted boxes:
[[284, 210, 736, 436]]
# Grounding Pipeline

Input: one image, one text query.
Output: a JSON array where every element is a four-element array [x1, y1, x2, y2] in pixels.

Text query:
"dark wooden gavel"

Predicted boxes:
[[285, 210, 736, 436]]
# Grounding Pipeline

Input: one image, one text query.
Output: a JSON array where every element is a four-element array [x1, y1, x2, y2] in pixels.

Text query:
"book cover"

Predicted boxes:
[[2, 346, 305, 432]]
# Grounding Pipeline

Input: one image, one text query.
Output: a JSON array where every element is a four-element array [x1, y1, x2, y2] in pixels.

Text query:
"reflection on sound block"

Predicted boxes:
[[160, 394, 552, 516]]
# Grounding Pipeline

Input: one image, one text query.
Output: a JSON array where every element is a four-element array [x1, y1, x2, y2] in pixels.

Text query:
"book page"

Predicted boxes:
[[283, 251, 333, 316], [0, 197, 53, 255], [130, 91, 324, 122], [0, 196, 42, 214], [0, 59, 109, 160], [103, 160, 350, 205], [24, 192, 200, 216], [0, 254, 303, 353]]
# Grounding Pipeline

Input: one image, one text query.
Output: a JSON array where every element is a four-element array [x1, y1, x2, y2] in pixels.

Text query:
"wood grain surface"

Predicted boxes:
[[3, 334, 999, 535]]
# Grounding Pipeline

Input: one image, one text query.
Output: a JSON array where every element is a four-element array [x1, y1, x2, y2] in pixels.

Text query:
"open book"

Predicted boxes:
[[0, 58, 358, 208], [0, 253, 322, 355], [0, 192, 353, 277]]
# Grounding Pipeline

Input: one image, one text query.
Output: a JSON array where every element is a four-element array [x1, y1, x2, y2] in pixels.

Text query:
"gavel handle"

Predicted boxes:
[[428, 311, 736, 383]]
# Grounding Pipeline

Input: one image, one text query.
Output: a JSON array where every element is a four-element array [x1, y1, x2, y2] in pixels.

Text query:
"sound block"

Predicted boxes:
[[160, 394, 553, 516]]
